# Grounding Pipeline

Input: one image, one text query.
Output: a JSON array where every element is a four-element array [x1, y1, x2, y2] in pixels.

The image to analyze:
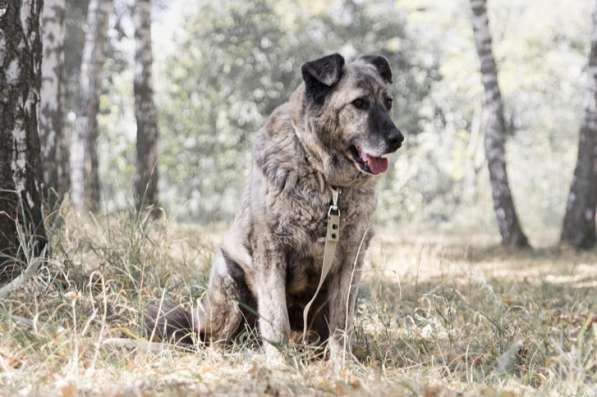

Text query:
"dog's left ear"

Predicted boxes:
[[360, 55, 392, 84], [301, 53, 345, 105]]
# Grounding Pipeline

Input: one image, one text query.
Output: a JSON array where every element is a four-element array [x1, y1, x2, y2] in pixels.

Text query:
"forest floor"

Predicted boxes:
[[0, 210, 595, 396]]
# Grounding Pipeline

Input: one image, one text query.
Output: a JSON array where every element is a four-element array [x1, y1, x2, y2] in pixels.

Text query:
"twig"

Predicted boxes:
[[91, 272, 108, 369], [6, 314, 35, 327], [343, 225, 370, 368], [101, 337, 194, 353], [0, 247, 47, 300], [494, 339, 524, 375]]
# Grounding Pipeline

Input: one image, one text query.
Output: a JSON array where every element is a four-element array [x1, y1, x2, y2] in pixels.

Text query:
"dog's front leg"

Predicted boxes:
[[326, 240, 367, 369], [253, 236, 290, 360]]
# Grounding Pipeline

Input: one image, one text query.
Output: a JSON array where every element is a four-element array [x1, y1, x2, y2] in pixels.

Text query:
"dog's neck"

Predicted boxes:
[[289, 118, 328, 193]]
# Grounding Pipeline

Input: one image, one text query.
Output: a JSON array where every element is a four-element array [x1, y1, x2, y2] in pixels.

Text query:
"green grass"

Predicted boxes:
[[0, 209, 595, 396]]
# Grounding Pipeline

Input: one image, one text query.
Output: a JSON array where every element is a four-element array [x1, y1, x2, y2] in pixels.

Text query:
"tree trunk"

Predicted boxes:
[[70, 0, 112, 213], [561, 0, 597, 249], [469, 0, 529, 248], [0, 0, 48, 283], [134, 0, 160, 214], [40, 0, 68, 208]]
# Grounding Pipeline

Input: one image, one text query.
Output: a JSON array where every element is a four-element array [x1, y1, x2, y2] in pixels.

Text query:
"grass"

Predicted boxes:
[[0, 208, 595, 396]]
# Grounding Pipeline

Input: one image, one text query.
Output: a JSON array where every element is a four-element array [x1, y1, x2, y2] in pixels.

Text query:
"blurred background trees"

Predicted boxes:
[[70, 0, 113, 213], [7, 0, 597, 249], [133, 0, 160, 215], [156, 0, 434, 221]]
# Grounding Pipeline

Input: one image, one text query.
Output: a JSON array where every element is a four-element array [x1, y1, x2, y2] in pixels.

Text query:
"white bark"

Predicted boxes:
[[40, 0, 67, 202], [0, 0, 47, 283]]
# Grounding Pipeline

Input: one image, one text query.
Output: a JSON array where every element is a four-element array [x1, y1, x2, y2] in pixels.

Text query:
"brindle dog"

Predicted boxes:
[[147, 53, 404, 364]]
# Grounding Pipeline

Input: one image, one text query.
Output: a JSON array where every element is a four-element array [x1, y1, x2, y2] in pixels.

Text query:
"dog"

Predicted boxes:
[[146, 53, 404, 364]]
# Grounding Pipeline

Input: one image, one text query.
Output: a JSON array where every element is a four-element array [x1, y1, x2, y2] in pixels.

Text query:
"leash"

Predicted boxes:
[[302, 187, 340, 342]]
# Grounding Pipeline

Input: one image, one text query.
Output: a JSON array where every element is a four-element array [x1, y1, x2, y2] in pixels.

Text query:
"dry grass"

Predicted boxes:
[[0, 209, 596, 396]]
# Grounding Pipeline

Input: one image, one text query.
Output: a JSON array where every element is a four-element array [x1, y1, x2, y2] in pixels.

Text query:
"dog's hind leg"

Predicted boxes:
[[144, 249, 249, 346], [144, 303, 195, 345], [193, 249, 246, 344]]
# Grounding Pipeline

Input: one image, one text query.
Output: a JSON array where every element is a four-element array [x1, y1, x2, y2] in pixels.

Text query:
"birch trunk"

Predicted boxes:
[[0, 0, 48, 283], [134, 0, 160, 214], [40, 0, 68, 207], [470, 0, 529, 248], [70, 0, 112, 213], [561, 0, 597, 249]]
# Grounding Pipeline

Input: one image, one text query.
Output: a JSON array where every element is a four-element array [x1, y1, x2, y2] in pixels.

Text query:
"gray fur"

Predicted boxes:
[[146, 53, 403, 365]]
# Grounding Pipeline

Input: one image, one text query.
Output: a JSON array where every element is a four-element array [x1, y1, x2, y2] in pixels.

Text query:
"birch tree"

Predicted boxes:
[[0, 0, 48, 283], [469, 0, 529, 248], [134, 0, 159, 214], [40, 0, 68, 207], [561, 0, 597, 249], [70, 0, 112, 213]]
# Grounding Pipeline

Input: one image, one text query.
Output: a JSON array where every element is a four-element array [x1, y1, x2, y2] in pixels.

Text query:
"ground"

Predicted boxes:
[[0, 211, 595, 396]]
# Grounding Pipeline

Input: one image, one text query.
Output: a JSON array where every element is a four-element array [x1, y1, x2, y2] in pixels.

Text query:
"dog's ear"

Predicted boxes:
[[301, 53, 345, 105], [360, 55, 392, 84]]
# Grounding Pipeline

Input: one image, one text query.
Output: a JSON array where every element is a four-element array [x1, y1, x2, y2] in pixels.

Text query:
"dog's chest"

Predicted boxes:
[[273, 184, 351, 248], [275, 184, 369, 295]]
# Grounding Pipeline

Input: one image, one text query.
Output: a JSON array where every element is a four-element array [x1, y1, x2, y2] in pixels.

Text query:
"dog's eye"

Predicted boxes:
[[352, 97, 369, 110], [384, 96, 393, 110]]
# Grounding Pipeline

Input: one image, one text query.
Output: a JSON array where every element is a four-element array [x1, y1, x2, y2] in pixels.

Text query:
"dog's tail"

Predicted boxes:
[[144, 303, 196, 345]]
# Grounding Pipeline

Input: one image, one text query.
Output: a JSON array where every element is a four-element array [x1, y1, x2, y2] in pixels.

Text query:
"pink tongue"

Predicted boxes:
[[362, 153, 389, 175]]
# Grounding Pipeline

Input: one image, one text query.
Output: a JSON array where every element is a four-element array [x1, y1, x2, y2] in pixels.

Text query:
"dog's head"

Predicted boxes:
[[300, 53, 403, 181]]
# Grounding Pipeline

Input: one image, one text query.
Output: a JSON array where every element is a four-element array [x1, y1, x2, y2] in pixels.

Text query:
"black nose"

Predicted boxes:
[[386, 128, 404, 152]]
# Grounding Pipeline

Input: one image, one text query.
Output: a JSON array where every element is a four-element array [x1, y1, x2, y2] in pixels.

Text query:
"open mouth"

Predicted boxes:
[[349, 145, 389, 175]]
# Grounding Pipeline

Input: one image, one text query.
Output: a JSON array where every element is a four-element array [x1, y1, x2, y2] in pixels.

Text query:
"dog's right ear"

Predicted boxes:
[[360, 54, 392, 83], [301, 53, 345, 105]]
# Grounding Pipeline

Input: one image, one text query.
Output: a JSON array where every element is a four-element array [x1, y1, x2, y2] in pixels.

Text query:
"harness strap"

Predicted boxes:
[[302, 187, 340, 341]]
